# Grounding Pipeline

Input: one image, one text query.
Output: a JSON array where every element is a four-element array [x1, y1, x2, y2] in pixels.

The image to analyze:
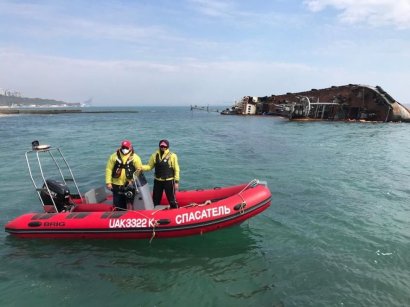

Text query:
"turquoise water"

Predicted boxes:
[[1, 107, 410, 306]]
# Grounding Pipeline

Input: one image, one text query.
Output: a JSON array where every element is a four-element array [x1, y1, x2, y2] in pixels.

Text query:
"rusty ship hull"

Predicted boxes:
[[226, 84, 410, 122]]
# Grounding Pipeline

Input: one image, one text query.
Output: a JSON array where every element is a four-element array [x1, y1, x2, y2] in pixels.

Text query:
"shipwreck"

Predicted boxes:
[[222, 84, 410, 122]]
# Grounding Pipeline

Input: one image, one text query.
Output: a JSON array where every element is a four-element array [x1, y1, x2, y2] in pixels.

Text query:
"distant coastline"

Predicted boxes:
[[0, 90, 83, 106], [0, 106, 141, 115], [0, 87, 89, 114]]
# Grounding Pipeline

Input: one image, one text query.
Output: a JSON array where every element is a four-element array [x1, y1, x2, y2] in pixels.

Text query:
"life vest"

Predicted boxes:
[[154, 152, 174, 179], [112, 150, 136, 180]]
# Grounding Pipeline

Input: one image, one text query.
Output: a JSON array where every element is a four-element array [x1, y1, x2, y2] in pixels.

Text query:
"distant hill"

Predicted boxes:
[[0, 93, 79, 107]]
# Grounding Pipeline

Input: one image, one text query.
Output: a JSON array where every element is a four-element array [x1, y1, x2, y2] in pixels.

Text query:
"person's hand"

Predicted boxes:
[[106, 183, 112, 191], [174, 182, 179, 190]]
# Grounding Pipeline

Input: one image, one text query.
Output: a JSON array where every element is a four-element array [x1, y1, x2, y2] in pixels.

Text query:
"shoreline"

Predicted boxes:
[[0, 108, 139, 114]]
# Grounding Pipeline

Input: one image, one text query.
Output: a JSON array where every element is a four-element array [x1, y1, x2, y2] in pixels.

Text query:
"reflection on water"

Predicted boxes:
[[2, 225, 282, 306], [3, 225, 258, 263]]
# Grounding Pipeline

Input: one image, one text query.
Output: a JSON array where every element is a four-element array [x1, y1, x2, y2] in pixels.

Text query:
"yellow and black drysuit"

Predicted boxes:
[[106, 149, 142, 209], [142, 148, 180, 208]]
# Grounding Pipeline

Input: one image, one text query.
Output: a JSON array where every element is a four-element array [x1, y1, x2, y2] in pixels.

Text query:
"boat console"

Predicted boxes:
[[132, 172, 154, 210]]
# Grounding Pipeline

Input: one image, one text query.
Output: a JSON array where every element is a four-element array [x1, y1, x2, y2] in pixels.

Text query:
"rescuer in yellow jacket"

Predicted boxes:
[[142, 139, 180, 208], [105, 140, 143, 210]]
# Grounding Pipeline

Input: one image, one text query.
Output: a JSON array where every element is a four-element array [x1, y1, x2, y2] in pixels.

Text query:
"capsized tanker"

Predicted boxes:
[[224, 84, 410, 122]]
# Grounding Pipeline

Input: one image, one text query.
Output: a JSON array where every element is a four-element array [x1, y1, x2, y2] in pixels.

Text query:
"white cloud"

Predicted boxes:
[[1, 1, 409, 106], [0, 1, 167, 43], [0, 49, 326, 105], [1, 47, 408, 106], [304, 0, 410, 29]]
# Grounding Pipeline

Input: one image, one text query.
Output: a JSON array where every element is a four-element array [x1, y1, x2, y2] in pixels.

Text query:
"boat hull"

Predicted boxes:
[[5, 183, 271, 239]]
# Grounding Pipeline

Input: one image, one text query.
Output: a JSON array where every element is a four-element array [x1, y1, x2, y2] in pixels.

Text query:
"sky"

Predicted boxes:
[[0, 0, 409, 106]]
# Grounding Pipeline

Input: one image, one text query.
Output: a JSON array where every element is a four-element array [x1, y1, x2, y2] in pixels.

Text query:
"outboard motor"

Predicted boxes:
[[40, 179, 71, 212], [132, 172, 154, 210]]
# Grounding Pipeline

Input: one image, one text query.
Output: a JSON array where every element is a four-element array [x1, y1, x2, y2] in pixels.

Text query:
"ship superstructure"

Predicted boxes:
[[223, 84, 410, 122]]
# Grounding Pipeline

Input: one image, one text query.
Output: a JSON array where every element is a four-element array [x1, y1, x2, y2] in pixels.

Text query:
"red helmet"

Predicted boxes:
[[121, 140, 132, 149]]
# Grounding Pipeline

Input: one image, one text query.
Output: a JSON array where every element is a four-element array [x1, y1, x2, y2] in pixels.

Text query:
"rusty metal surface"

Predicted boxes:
[[226, 84, 410, 122]]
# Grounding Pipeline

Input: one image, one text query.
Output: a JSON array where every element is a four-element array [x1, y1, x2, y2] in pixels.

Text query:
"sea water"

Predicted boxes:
[[0, 107, 409, 306]]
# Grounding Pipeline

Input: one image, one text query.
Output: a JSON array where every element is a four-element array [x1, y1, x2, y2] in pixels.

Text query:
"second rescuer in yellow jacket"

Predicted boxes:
[[142, 139, 179, 208]]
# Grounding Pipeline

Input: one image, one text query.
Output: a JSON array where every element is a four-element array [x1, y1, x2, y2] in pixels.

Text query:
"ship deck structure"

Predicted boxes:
[[222, 84, 410, 122]]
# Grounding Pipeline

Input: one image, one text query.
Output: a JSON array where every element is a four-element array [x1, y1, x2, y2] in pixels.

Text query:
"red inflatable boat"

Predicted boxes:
[[5, 142, 271, 240]]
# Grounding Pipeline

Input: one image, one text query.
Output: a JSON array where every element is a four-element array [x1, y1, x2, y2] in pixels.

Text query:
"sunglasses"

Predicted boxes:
[[160, 146, 168, 149]]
